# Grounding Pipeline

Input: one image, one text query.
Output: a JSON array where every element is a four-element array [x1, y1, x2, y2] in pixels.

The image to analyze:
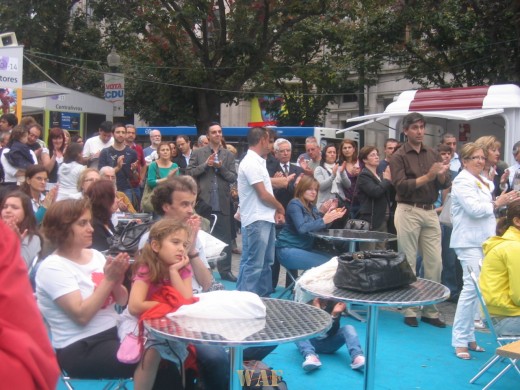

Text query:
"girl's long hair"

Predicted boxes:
[[338, 139, 358, 164], [133, 219, 190, 284], [294, 175, 320, 212], [496, 199, 520, 236]]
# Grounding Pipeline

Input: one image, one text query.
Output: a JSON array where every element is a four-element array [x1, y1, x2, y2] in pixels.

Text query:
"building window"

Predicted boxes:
[[342, 94, 358, 103]]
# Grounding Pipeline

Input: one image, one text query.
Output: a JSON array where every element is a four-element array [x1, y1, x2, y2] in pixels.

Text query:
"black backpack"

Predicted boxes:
[[240, 360, 288, 390], [106, 220, 153, 256]]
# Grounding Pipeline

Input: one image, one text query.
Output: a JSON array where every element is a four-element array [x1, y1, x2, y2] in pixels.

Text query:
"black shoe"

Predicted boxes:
[[421, 317, 446, 328], [447, 293, 460, 303], [220, 272, 237, 282], [404, 317, 418, 327]]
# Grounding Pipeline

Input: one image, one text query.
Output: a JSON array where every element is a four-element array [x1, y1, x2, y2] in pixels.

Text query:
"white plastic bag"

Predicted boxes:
[[168, 290, 266, 319], [166, 291, 266, 340], [197, 230, 228, 258]]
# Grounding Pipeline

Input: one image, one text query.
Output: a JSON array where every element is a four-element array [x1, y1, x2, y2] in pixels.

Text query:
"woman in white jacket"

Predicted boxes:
[[450, 142, 519, 359]]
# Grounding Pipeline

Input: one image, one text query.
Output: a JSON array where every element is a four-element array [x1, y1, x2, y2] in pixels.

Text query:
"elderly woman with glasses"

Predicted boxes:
[[449, 142, 520, 360]]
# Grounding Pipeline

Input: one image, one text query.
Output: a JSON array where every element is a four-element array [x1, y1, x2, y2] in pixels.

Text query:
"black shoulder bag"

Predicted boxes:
[[333, 250, 416, 293]]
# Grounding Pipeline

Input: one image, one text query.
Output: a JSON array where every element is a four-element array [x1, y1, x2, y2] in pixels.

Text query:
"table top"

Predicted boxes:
[[310, 229, 397, 243], [144, 298, 332, 347], [300, 278, 449, 307], [496, 340, 520, 359]]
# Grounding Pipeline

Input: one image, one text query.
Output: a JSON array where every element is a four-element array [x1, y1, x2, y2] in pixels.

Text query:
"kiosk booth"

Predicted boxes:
[[347, 84, 520, 165], [22, 81, 113, 142]]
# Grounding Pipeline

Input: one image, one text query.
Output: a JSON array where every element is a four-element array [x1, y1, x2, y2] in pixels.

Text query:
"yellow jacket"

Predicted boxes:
[[480, 226, 520, 317]]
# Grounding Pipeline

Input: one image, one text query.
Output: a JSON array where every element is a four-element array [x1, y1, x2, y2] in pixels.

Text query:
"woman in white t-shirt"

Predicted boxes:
[[56, 143, 86, 201], [36, 198, 135, 379]]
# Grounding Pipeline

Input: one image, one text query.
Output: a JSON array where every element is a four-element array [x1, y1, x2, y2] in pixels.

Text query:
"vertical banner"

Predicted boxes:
[[0, 46, 23, 120], [104, 73, 124, 116]]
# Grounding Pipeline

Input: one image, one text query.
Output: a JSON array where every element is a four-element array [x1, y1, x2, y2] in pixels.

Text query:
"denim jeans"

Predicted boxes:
[[195, 345, 277, 390], [237, 221, 276, 297], [451, 247, 482, 348], [494, 316, 520, 337], [194, 345, 228, 390], [277, 247, 331, 270], [123, 187, 141, 210], [295, 325, 363, 363], [441, 225, 462, 297]]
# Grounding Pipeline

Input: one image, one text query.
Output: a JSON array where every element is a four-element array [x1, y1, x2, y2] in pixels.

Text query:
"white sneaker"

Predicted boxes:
[[474, 320, 486, 329], [302, 354, 322, 371], [351, 355, 365, 370]]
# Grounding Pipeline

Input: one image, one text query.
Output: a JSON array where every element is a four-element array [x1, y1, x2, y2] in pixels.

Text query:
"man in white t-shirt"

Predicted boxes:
[[82, 121, 114, 169], [236, 127, 285, 296]]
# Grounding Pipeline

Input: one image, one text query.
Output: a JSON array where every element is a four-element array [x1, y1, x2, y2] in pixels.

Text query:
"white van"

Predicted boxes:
[[345, 84, 520, 165]]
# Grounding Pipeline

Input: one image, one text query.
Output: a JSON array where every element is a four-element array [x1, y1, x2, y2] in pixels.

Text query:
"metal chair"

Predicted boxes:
[[276, 264, 299, 299], [60, 372, 132, 390], [468, 267, 520, 389], [209, 213, 218, 234]]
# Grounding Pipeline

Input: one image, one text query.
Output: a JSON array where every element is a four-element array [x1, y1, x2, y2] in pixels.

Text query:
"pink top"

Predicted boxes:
[[134, 264, 192, 299]]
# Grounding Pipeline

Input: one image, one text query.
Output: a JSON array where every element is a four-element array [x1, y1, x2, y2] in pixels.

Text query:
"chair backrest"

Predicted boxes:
[[468, 266, 520, 346], [209, 213, 217, 233], [345, 219, 370, 231], [468, 267, 500, 344]]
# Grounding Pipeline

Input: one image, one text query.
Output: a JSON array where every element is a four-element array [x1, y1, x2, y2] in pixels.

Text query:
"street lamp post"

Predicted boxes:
[[104, 47, 124, 119], [106, 46, 121, 73]]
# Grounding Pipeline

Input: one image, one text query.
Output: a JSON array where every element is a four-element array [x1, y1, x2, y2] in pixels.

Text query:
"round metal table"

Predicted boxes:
[[310, 229, 397, 252], [144, 298, 332, 390], [299, 278, 450, 390]]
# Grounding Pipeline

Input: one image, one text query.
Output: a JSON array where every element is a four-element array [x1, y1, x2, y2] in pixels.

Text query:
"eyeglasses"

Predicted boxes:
[[469, 156, 486, 161]]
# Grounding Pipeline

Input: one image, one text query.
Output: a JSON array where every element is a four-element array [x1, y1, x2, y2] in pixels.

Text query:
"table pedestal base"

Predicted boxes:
[[364, 306, 379, 390], [230, 346, 244, 390]]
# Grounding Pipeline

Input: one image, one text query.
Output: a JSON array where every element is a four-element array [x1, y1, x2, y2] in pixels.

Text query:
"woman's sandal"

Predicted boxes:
[[455, 348, 471, 360], [468, 342, 485, 352]]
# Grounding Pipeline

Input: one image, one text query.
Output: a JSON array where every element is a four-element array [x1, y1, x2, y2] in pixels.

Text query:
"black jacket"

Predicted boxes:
[[357, 167, 393, 228], [267, 158, 304, 209]]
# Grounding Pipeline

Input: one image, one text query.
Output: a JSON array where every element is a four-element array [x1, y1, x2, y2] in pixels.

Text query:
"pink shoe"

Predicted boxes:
[[351, 355, 365, 370], [302, 354, 322, 371]]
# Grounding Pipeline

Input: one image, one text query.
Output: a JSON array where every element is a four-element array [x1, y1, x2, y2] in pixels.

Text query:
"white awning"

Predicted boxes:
[[347, 108, 505, 124], [22, 84, 69, 99]]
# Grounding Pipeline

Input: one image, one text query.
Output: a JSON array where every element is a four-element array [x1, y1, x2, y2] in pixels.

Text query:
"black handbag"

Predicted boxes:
[[344, 219, 370, 231], [107, 220, 154, 256], [333, 250, 417, 293]]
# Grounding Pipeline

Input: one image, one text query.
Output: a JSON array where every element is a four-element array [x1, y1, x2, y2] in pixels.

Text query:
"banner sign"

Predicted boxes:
[[104, 73, 124, 115], [0, 46, 23, 89]]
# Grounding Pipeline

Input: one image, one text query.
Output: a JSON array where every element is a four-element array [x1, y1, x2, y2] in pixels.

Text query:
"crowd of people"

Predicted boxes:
[[2, 110, 519, 388]]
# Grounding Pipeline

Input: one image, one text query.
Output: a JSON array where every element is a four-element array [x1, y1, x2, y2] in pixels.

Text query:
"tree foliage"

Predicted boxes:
[[88, 0, 337, 130], [382, 0, 520, 87], [0, 0, 106, 94]]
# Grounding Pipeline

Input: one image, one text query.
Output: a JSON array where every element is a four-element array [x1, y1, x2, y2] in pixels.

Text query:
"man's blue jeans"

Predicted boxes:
[[295, 325, 363, 363], [123, 187, 141, 210], [237, 220, 275, 297], [441, 224, 462, 297]]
